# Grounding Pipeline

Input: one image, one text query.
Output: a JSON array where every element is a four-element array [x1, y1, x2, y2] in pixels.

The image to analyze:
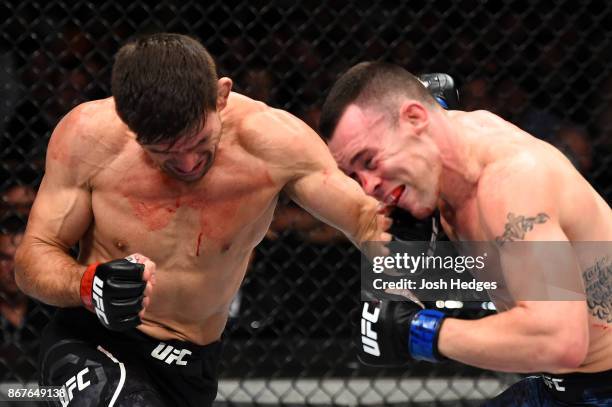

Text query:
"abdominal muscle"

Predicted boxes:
[[132, 246, 252, 345]]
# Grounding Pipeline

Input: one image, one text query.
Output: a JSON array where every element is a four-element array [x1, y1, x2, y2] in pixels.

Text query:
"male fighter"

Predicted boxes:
[[14, 34, 391, 406], [320, 62, 612, 405]]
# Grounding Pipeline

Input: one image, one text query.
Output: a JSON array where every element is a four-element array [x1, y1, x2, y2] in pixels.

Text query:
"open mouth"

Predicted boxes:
[[384, 185, 406, 206], [169, 158, 207, 178]]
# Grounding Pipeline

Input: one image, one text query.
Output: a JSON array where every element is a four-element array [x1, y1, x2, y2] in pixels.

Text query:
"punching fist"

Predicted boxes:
[[358, 294, 446, 366], [80, 253, 155, 331]]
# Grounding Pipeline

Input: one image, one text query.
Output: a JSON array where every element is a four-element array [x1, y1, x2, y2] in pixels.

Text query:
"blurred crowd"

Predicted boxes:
[[0, 184, 53, 381], [1, 1, 612, 383]]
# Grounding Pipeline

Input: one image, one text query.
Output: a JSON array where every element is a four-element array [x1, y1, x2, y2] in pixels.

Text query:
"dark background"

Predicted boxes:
[[1, 1, 610, 405]]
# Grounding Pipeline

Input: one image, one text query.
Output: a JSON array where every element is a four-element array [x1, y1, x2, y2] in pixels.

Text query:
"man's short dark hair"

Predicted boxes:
[[112, 33, 218, 145], [319, 62, 436, 140]]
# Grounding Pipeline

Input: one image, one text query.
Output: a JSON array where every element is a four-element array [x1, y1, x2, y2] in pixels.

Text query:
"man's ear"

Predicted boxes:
[[398, 101, 429, 135], [216, 77, 233, 111]]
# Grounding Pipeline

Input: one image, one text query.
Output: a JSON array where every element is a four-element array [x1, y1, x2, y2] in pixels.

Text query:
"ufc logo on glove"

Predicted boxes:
[[361, 302, 381, 356]]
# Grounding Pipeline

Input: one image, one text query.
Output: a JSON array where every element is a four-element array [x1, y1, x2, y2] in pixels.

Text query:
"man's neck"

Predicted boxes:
[[432, 111, 485, 213]]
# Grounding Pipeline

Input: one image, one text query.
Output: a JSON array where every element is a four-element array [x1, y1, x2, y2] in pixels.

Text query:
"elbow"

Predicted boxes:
[[542, 328, 589, 370], [556, 332, 589, 370], [14, 244, 32, 296], [515, 303, 589, 371]]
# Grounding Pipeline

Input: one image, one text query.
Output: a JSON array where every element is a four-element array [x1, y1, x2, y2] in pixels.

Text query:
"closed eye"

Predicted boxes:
[[146, 135, 210, 155], [364, 157, 376, 170]]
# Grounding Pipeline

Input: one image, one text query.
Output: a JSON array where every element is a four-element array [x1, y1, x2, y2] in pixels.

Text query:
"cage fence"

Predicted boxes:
[[1, 1, 611, 406]]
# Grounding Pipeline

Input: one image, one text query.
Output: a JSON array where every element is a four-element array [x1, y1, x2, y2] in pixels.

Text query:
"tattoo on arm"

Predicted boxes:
[[495, 212, 550, 245], [583, 256, 612, 323]]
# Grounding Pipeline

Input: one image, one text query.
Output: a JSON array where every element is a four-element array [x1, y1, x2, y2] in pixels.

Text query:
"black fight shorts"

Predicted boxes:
[[39, 308, 222, 407]]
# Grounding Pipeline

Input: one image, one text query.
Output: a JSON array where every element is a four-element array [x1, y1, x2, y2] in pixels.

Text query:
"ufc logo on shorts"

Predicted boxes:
[[542, 376, 566, 392], [361, 303, 381, 356], [59, 367, 91, 406], [151, 342, 192, 365], [92, 276, 108, 325]]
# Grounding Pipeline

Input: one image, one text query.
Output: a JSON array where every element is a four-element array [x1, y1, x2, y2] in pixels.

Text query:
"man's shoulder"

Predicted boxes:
[[453, 109, 508, 128], [475, 150, 559, 235], [224, 93, 333, 180], [47, 98, 129, 166], [478, 150, 554, 201], [225, 92, 268, 126], [59, 98, 118, 133], [231, 94, 320, 155], [236, 98, 302, 138]]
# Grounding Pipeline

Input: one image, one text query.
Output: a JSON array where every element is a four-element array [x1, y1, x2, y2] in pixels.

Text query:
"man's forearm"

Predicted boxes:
[[350, 200, 394, 262], [15, 237, 85, 307], [438, 306, 587, 373], [288, 168, 386, 248], [353, 200, 380, 244]]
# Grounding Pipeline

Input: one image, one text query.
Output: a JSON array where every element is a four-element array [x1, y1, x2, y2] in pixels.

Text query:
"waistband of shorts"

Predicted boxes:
[[122, 324, 223, 354], [540, 369, 612, 402], [545, 368, 612, 382], [54, 307, 222, 355]]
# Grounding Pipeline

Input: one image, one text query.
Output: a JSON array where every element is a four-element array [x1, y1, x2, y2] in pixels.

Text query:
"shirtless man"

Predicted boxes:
[[320, 62, 612, 405], [14, 34, 390, 407]]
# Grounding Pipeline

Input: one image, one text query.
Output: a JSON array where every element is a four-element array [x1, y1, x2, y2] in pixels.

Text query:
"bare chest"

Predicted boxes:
[[88, 147, 280, 260]]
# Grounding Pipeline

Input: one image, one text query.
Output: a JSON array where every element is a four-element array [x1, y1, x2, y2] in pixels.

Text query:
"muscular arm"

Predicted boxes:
[[287, 162, 387, 247], [15, 106, 96, 306], [245, 108, 389, 248], [437, 162, 589, 372]]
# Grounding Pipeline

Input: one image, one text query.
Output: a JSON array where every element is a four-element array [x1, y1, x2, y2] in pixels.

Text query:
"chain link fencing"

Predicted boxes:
[[1, 0, 610, 405]]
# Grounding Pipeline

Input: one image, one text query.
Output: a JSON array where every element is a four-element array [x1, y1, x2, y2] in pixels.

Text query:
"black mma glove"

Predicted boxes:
[[358, 296, 446, 366], [419, 73, 460, 110], [80, 258, 146, 331]]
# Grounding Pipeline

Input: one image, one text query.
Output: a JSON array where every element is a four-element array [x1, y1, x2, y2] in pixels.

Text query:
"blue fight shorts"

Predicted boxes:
[[483, 370, 612, 406]]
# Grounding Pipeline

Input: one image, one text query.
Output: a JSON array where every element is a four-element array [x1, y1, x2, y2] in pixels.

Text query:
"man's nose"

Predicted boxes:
[[173, 154, 200, 172], [356, 171, 382, 197]]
